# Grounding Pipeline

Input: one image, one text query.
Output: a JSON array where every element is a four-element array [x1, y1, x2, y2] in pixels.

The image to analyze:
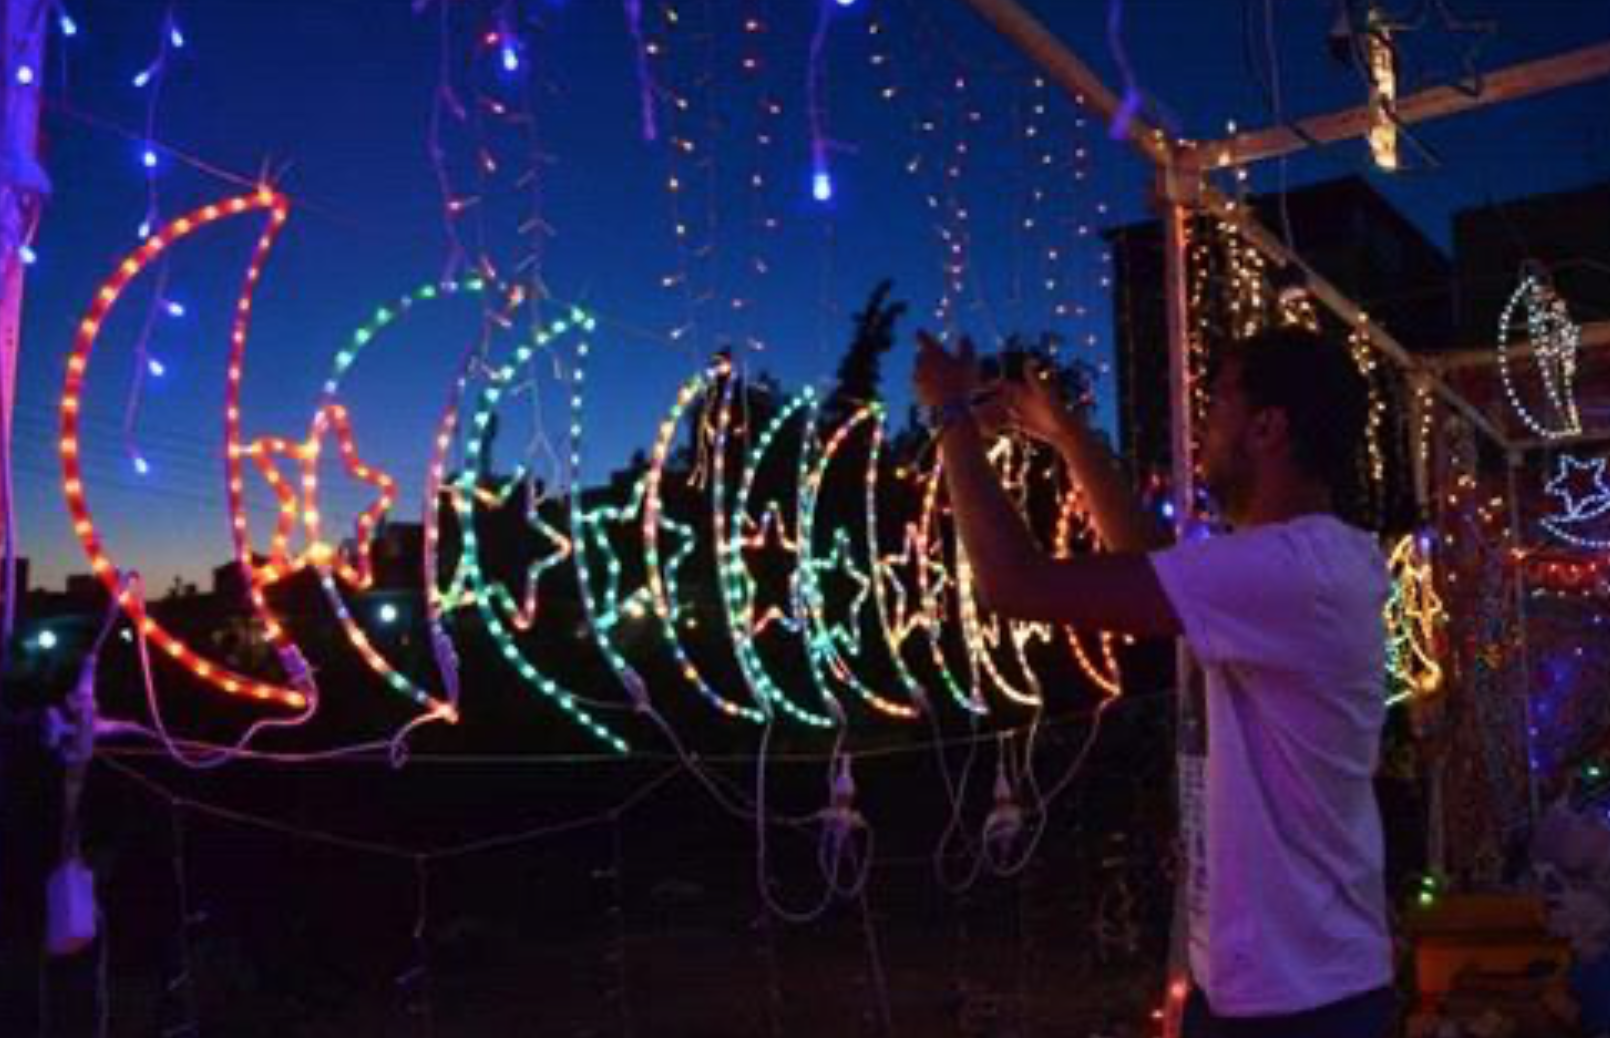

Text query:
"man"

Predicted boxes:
[[913, 325, 1395, 1037]]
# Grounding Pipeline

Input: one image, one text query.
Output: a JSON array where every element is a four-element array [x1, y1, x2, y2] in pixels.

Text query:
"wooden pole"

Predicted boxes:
[[1158, 165, 1198, 1038], [1, 0, 51, 664]]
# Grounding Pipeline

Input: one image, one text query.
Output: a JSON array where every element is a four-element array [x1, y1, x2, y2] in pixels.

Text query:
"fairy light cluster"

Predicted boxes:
[[1519, 550, 1610, 599], [1364, 7, 1399, 173], [1188, 215, 1392, 522], [129, 6, 188, 239], [935, 74, 978, 330], [1348, 323, 1390, 510], [647, 0, 714, 349], [734, 3, 785, 353]]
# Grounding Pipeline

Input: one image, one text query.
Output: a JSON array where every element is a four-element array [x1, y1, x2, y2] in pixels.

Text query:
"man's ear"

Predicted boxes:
[[1249, 407, 1290, 455]]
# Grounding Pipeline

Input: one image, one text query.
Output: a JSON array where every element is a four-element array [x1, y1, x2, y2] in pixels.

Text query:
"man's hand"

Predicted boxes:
[[913, 330, 979, 409], [980, 361, 1087, 446], [998, 360, 1088, 444]]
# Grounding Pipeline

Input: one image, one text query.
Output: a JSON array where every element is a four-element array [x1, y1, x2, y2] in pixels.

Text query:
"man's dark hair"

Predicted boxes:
[[1228, 325, 1370, 495]]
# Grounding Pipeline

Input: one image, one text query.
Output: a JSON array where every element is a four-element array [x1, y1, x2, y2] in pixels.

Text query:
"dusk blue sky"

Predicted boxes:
[[12, 0, 1609, 591]]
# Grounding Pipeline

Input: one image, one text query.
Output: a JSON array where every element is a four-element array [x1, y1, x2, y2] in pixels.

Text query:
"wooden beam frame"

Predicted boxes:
[[952, 0, 1175, 169], [1510, 425, 1610, 453], [954, 0, 1610, 455], [1186, 40, 1610, 171], [1428, 321, 1610, 373]]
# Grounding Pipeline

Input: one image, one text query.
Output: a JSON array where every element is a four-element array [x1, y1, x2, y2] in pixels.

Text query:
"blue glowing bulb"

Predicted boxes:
[[812, 170, 834, 202], [15, 65, 36, 86], [59, 12, 78, 37], [378, 603, 400, 625], [169, 23, 186, 48], [133, 67, 153, 88], [138, 220, 152, 239], [19, 245, 37, 266], [501, 43, 520, 72], [37, 630, 58, 651], [142, 147, 158, 169], [165, 300, 186, 317], [148, 358, 166, 377], [133, 455, 150, 476]]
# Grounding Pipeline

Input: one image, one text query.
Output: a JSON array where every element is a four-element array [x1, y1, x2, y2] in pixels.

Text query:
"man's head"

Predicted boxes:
[[1199, 326, 1370, 525]]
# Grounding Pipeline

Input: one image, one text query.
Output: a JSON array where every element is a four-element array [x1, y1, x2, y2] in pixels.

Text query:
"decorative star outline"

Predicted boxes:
[[741, 502, 804, 637], [502, 479, 575, 632], [1545, 453, 1610, 523], [245, 403, 395, 589], [438, 471, 573, 630], [657, 513, 700, 628], [438, 473, 524, 614], [807, 528, 876, 658], [576, 476, 651, 635]]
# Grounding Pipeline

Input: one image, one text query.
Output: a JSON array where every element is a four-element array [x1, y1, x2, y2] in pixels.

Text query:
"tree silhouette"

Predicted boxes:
[[823, 279, 906, 427]]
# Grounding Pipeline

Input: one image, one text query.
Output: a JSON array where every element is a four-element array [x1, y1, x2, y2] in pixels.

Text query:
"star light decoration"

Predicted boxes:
[[1540, 453, 1610, 551], [244, 404, 396, 591], [1384, 532, 1447, 706]]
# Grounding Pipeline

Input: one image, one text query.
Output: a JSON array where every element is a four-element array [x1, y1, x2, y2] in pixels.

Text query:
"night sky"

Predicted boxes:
[[12, 0, 1609, 592]]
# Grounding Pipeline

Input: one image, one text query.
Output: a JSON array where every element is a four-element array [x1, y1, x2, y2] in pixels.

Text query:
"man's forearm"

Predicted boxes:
[[937, 415, 1043, 596], [1049, 422, 1169, 553]]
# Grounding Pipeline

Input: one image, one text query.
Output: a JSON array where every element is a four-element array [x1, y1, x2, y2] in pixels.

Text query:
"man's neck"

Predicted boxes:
[[1232, 478, 1335, 530]]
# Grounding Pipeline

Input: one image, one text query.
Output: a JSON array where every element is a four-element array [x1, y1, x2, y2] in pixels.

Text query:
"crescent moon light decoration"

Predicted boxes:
[[60, 188, 309, 710]]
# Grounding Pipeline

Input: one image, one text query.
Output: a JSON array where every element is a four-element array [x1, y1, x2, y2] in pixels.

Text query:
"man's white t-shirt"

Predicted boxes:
[[1149, 514, 1393, 1017]]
